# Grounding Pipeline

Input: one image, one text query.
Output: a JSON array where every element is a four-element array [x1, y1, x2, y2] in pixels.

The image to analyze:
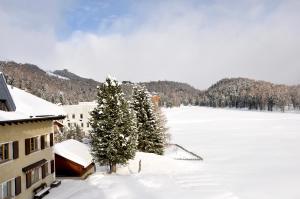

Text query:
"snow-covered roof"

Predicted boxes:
[[0, 83, 65, 121], [54, 139, 93, 168]]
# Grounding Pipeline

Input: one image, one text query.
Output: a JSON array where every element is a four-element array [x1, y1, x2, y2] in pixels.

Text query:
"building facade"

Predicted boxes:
[[0, 119, 59, 199], [0, 73, 65, 199], [61, 102, 96, 135]]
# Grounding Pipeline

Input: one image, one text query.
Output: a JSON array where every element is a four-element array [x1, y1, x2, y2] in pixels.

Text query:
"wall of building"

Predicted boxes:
[[0, 121, 55, 199], [62, 102, 96, 135], [55, 154, 95, 179]]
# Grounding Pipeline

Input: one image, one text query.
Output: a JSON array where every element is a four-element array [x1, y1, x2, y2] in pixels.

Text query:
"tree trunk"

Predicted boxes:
[[110, 163, 117, 173]]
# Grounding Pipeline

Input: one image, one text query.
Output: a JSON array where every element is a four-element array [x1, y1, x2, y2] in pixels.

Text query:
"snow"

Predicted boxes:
[[0, 86, 65, 121], [54, 139, 93, 168], [46, 71, 70, 80], [46, 106, 300, 199], [164, 144, 201, 160], [164, 106, 300, 199]]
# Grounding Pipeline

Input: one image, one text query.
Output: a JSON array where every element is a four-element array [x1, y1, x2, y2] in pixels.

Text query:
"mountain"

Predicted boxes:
[[1, 61, 299, 110], [0, 61, 98, 104], [0, 61, 201, 106]]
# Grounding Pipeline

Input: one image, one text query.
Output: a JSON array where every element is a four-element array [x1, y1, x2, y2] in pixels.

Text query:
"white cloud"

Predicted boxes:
[[0, 0, 299, 89]]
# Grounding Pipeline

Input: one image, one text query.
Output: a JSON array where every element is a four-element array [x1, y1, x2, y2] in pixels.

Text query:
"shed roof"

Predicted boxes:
[[54, 139, 93, 168]]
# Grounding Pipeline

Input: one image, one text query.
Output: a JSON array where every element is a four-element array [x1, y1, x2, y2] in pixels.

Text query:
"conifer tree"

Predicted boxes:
[[55, 124, 85, 143], [89, 76, 137, 173], [132, 85, 165, 155]]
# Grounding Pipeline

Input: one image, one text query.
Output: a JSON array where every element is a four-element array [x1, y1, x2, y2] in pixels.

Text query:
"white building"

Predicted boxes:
[[61, 102, 97, 135]]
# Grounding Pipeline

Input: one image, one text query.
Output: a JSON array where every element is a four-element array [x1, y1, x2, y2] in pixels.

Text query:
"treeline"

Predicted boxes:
[[1, 61, 299, 111], [199, 78, 300, 111], [141, 81, 201, 107], [0, 61, 200, 106]]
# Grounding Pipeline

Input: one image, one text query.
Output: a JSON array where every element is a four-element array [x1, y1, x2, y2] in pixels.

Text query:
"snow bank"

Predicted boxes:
[[54, 139, 93, 168], [116, 152, 198, 175]]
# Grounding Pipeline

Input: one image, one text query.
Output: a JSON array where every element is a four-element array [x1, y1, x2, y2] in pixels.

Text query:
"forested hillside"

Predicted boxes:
[[141, 81, 201, 107], [0, 61, 299, 110], [0, 61, 200, 106], [200, 78, 300, 111], [0, 61, 98, 104]]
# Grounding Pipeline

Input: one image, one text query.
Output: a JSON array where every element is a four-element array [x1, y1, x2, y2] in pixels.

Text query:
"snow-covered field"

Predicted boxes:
[[46, 107, 300, 199], [165, 107, 300, 199]]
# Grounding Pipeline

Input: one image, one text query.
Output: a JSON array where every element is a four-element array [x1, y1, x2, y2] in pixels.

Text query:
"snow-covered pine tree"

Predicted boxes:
[[132, 85, 165, 155], [89, 76, 137, 173], [55, 124, 85, 143]]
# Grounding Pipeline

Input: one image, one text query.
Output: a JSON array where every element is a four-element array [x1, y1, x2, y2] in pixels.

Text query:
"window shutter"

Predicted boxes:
[[42, 164, 46, 179], [15, 176, 21, 195], [50, 133, 54, 147], [51, 160, 55, 174], [26, 172, 31, 188], [13, 141, 19, 159], [41, 135, 45, 150], [25, 138, 30, 155]]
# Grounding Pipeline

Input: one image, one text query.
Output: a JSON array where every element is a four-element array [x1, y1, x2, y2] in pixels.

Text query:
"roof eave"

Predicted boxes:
[[0, 115, 66, 126]]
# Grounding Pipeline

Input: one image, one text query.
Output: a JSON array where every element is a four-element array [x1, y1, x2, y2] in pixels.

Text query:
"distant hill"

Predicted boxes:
[[1, 61, 299, 110], [141, 81, 201, 107], [200, 77, 300, 111], [0, 61, 201, 106]]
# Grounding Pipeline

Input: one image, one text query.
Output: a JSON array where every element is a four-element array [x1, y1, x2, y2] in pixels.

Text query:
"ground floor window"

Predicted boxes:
[[31, 167, 40, 185], [42, 162, 49, 179], [0, 179, 14, 199], [26, 161, 52, 188]]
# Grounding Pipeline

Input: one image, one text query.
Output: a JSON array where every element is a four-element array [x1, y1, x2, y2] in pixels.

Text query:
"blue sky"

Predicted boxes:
[[61, 0, 134, 38], [60, 0, 280, 37], [0, 0, 299, 88]]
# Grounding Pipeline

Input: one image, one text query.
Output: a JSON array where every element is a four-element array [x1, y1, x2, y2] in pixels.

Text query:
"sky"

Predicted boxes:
[[0, 0, 299, 89]]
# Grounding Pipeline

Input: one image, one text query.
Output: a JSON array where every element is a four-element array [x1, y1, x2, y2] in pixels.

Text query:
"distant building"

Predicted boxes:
[[0, 73, 65, 199], [62, 94, 160, 135], [151, 94, 160, 110], [61, 102, 96, 135], [54, 139, 95, 179]]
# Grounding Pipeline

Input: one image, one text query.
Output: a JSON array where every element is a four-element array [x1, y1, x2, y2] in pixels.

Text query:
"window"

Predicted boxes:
[[40, 134, 49, 150], [25, 162, 52, 188], [31, 168, 40, 185], [81, 123, 84, 128], [25, 137, 40, 155], [1, 141, 18, 162], [1, 179, 14, 199], [72, 114, 75, 119], [68, 123, 71, 127], [0, 143, 9, 163], [87, 123, 89, 128], [80, 114, 83, 119], [0, 100, 8, 111], [42, 163, 49, 179], [30, 137, 38, 153]]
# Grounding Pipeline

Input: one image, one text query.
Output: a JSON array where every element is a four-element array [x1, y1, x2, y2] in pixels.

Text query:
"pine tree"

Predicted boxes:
[[132, 85, 165, 155], [55, 124, 85, 143], [89, 76, 137, 173]]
